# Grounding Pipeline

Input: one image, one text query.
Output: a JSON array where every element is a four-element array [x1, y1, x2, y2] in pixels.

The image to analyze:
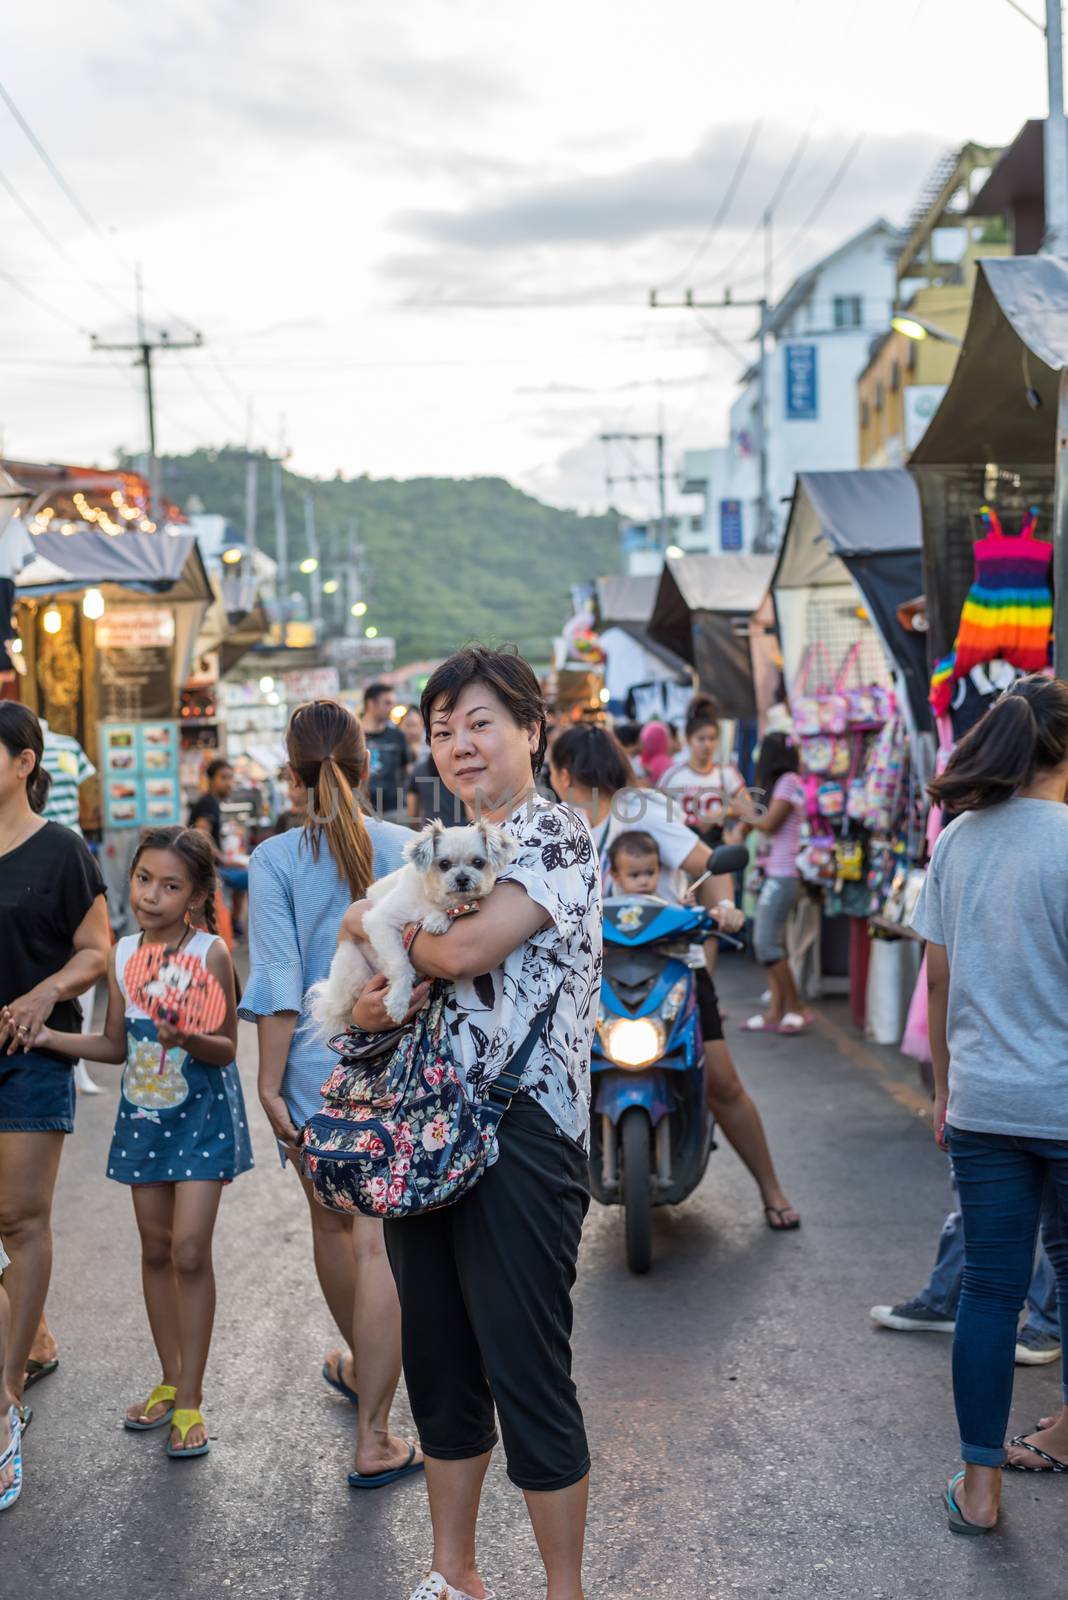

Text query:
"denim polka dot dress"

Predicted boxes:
[[106, 931, 254, 1186]]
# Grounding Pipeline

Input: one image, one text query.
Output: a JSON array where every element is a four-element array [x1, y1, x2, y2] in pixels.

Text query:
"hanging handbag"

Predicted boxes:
[[798, 832, 837, 885], [791, 642, 848, 737], [300, 982, 562, 1219], [836, 639, 893, 732], [800, 735, 836, 776]]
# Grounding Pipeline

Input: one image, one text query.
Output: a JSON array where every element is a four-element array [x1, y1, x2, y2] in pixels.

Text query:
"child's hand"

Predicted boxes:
[[156, 1020, 187, 1050]]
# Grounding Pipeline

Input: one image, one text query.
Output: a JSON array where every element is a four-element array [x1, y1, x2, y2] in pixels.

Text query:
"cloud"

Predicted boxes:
[[396, 124, 944, 250]]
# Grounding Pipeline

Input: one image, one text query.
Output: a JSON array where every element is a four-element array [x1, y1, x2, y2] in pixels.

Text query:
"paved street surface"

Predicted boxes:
[[5, 955, 1063, 1599]]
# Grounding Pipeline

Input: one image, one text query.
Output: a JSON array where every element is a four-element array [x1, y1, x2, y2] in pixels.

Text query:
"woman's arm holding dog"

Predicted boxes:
[[406, 882, 549, 982]]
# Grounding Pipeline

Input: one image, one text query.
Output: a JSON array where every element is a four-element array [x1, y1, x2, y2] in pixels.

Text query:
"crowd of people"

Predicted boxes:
[[1, 656, 1066, 1577]]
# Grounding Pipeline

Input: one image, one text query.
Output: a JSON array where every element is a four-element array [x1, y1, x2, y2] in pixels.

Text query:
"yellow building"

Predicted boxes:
[[857, 142, 1009, 467]]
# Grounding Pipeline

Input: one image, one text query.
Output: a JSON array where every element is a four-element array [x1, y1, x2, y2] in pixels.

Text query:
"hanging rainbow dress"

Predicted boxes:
[[929, 506, 1053, 715]]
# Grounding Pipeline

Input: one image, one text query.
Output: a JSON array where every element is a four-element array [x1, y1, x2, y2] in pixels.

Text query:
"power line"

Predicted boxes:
[[660, 119, 764, 290], [731, 131, 868, 290], [0, 76, 103, 237], [0, 163, 132, 322], [0, 262, 88, 333]]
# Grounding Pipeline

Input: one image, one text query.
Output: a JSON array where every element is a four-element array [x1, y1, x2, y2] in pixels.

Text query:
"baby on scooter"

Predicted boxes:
[[606, 831, 664, 897]]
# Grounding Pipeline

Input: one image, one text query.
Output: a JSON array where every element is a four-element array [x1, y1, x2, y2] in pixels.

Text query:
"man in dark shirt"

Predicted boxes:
[[189, 759, 248, 933], [361, 682, 410, 820]]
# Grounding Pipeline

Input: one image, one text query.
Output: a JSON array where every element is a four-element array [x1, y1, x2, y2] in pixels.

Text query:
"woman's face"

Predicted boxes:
[[0, 741, 34, 807], [429, 682, 539, 815], [688, 724, 720, 770]]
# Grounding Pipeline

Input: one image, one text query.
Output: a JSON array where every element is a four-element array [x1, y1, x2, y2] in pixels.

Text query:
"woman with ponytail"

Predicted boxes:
[[0, 703, 110, 1469], [240, 699, 420, 1487], [911, 675, 1068, 1531]]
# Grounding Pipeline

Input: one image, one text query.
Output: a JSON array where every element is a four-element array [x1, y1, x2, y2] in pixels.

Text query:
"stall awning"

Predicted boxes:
[[774, 471, 931, 733], [910, 256, 1068, 467], [15, 532, 211, 601], [596, 574, 659, 627], [648, 555, 776, 718]]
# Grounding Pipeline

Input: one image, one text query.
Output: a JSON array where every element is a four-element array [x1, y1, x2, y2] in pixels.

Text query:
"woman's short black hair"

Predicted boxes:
[[550, 724, 635, 794], [421, 646, 547, 774], [0, 702, 51, 812], [754, 731, 800, 797]]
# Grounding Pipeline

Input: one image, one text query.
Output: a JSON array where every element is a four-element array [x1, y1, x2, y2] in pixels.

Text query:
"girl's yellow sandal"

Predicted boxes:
[[123, 1385, 176, 1432], [167, 1409, 210, 1459]]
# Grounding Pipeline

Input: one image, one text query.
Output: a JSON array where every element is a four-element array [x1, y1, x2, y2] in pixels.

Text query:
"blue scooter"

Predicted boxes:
[[590, 843, 748, 1273]]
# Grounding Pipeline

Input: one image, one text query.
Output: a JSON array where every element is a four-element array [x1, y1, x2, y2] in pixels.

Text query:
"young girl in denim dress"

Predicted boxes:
[[38, 826, 252, 1460]]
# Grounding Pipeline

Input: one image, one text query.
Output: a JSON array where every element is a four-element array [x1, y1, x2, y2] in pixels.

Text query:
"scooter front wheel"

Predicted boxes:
[[621, 1107, 652, 1274]]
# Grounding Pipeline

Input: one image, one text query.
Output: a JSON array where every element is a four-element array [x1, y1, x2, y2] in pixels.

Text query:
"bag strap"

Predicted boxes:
[[483, 983, 565, 1122], [833, 641, 863, 692]]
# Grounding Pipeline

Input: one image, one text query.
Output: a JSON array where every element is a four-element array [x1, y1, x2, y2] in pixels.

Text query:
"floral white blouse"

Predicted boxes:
[[444, 794, 602, 1151]]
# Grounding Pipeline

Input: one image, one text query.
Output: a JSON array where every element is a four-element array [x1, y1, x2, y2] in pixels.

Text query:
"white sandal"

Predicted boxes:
[[408, 1575, 495, 1600]]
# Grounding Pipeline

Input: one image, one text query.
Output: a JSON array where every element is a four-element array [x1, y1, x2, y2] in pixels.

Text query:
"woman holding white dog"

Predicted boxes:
[[343, 647, 602, 1600], [240, 700, 424, 1486]]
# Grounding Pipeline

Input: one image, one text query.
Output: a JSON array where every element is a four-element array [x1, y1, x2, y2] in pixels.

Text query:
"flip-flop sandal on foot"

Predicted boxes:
[[740, 1015, 776, 1032], [167, 1409, 210, 1459], [348, 1439, 424, 1490], [776, 1012, 810, 1035], [1006, 1434, 1068, 1472], [944, 1471, 996, 1534], [322, 1357, 359, 1407], [0, 1406, 22, 1512], [23, 1358, 58, 1391], [764, 1205, 801, 1231], [124, 1384, 176, 1432]]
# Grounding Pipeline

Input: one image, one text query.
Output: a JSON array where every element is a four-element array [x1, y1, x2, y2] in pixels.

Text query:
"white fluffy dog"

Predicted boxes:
[[308, 819, 518, 1033]]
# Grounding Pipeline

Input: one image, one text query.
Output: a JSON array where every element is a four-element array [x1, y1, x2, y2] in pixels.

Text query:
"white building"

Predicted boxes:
[[681, 218, 899, 552]]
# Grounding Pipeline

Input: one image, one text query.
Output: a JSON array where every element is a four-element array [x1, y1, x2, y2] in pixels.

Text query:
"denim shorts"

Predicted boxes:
[[753, 875, 801, 965], [0, 1049, 76, 1133]]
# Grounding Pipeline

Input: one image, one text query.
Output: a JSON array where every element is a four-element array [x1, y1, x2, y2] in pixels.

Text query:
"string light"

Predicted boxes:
[[351, 600, 368, 618], [364, 626, 379, 639], [322, 579, 339, 595], [299, 557, 318, 575], [42, 607, 62, 634], [82, 588, 105, 620]]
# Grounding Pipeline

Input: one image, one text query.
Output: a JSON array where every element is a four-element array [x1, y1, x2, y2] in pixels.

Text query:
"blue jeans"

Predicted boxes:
[[922, 1192, 1060, 1338], [948, 1127, 1068, 1467]]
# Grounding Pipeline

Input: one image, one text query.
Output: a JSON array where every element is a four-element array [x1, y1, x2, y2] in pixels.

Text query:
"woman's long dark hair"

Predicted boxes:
[[0, 703, 51, 813], [754, 731, 800, 799], [929, 675, 1068, 813], [286, 700, 374, 900], [550, 725, 635, 795], [685, 694, 721, 740]]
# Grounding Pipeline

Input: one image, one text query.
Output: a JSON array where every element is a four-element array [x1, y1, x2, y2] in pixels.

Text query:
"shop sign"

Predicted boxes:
[[95, 607, 175, 649], [281, 666, 340, 702], [904, 384, 947, 452], [784, 344, 819, 421], [719, 499, 743, 552]]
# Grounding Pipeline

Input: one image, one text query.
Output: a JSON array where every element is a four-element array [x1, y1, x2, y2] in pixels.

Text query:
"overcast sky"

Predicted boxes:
[[0, 0, 1055, 515]]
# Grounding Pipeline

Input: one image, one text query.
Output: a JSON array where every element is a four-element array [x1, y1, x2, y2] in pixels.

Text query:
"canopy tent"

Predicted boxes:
[[648, 554, 776, 719], [908, 256, 1067, 663], [16, 531, 213, 691], [595, 574, 660, 627], [773, 470, 932, 735], [595, 572, 691, 707]]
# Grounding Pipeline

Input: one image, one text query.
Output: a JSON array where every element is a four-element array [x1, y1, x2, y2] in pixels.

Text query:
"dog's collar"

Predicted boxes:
[[445, 902, 480, 920]]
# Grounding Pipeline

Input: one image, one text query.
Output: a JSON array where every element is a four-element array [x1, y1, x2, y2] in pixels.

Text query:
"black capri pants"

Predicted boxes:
[[384, 1092, 591, 1491]]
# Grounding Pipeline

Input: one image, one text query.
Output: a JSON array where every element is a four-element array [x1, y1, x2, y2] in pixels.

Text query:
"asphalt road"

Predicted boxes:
[[3, 955, 1063, 1600]]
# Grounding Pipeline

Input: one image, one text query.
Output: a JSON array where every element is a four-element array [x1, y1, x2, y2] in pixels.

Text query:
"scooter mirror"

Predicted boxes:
[[708, 843, 749, 878]]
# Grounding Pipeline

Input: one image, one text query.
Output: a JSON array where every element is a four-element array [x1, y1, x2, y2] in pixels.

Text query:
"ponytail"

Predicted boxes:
[[929, 674, 1068, 814], [0, 702, 51, 813], [286, 699, 375, 900]]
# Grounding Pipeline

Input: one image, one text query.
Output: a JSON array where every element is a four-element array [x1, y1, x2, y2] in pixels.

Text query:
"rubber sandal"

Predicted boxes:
[[348, 1439, 424, 1490], [944, 1471, 995, 1534], [764, 1206, 801, 1232], [776, 1012, 810, 1035], [740, 1015, 773, 1032], [1006, 1434, 1068, 1473], [0, 1406, 22, 1512], [23, 1358, 59, 1391], [407, 1576, 495, 1600], [124, 1383, 176, 1432], [322, 1356, 359, 1408], [17, 1404, 31, 1436], [167, 1409, 210, 1459]]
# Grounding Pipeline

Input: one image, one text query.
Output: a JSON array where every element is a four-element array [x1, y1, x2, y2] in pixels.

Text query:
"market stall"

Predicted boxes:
[[595, 572, 693, 722], [646, 554, 777, 721]]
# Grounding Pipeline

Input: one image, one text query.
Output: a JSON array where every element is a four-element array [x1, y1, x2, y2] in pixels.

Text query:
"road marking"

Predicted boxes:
[[808, 1005, 934, 1122]]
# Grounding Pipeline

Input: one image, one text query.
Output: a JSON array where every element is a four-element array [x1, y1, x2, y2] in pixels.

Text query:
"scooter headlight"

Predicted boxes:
[[600, 1016, 665, 1069], [660, 978, 689, 1023]]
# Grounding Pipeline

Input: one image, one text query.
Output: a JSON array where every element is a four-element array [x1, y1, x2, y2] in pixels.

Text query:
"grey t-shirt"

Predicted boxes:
[[911, 798, 1068, 1141]]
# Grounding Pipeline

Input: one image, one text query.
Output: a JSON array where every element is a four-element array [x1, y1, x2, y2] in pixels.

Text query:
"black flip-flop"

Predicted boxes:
[[1006, 1434, 1068, 1473], [24, 1358, 58, 1391], [347, 1440, 424, 1490], [764, 1206, 801, 1232], [322, 1358, 359, 1408]]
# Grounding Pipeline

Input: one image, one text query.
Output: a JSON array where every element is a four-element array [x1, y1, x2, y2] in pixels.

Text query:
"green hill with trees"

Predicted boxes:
[[155, 448, 620, 665]]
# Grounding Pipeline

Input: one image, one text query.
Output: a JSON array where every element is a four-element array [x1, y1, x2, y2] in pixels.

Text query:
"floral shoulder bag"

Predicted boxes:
[[300, 982, 562, 1219]]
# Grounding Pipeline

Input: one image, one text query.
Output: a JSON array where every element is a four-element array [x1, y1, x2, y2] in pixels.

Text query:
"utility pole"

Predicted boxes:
[[303, 492, 322, 628], [244, 399, 258, 553], [1045, 0, 1068, 255], [649, 286, 771, 551], [599, 431, 669, 549], [271, 455, 289, 616], [91, 268, 203, 520]]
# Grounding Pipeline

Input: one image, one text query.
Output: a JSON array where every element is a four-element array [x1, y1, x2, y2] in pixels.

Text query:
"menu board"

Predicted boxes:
[[98, 645, 173, 722], [102, 721, 180, 829]]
